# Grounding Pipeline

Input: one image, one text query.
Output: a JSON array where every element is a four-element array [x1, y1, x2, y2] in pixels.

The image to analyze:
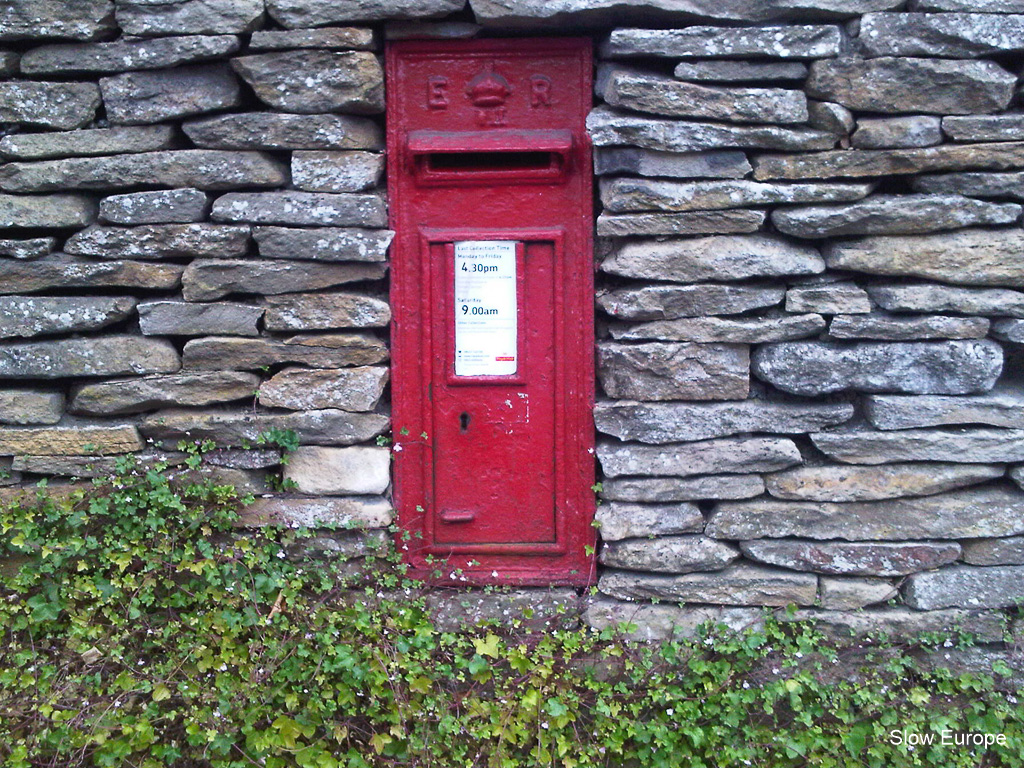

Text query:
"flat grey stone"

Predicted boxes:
[[673, 60, 808, 82], [601, 178, 871, 213], [0, 255, 182, 294], [785, 607, 1005, 642], [823, 228, 1024, 287], [254, 227, 392, 262], [99, 189, 209, 225], [595, 399, 853, 444], [755, 339, 1002, 396], [142, 408, 389, 449], [818, 578, 898, 610], [0, 421, 143, 456], [0, 390, 63, 425], [69, 371, 258, 415], [232, 51, 383, 115], [594, 501, 703, 541], [601, 535, 739, 574], [806, 57, 1014, 115], [942, 115, 1024, 142], [0, 296, 136, 339], [0, 238, 55, 259], [598, 342, 749, 401], [710, 486, 1024, 540], [599, 565, 817, 606], [584, 599, 764, 643], [258, 366, 388, 411], [137, 300, 262, 337], [594, 148, 751, 179], [20, 34, 239, 74], [914, 170, 1024, 201], [596, 209, 765, 237], [786, 282, 872, 314], [903, 565, 1024, 609], [0, 0, 115, 41], [182, 334, 388, 370], [611, 313, 826, 344], [601, 235, 823, 283], [0, 194, 97, 229], [267, 0, 464, 25], [0, 126, 175, 161], [599, 284, 784, 320], [181, 260, 387, 301], [587, 106, 836, 153], [65, 224, 248, 260], [808, 100, 855, 136], [599, 65, 808, 124], [249, 27, 376, 50], [602, 25, 842, 58], [914, 0, 1024, 10], [850, 116, 942, 149], [237, 495, 392, 529], [993, 318, 1024, 343], [183, 113, 383, 150], [0, 82, 100, 130], [205, 448, 282, 470], [772, 195, 1021, 238], [284, 446, 390, 494], [867, 282, 1024, 317], [812, 428, 1024, 464], [100, 64, 241, 125], [864, 385, 1024, 430], [0, 336, 179, 379], [211, 192, 387, 228], [384, 21, 482, 39], [859, 11, 1024, 57], [765, 462, 1005, 501], [829, 312, 989, 340], [962, 536, 1024, 566], [264, 292, 391, 331], [741, 539, 961, 576], [0, 151, 288, 193], [602, 474, 766, 502], [292, 151, 383, 193], [597, 436, 802, 478], [115, 0, 263, 35], [754, 141, 1024, 180]]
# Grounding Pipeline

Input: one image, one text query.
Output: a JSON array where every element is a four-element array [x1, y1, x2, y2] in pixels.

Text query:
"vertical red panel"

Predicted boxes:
[[387, 38, 595, 585]]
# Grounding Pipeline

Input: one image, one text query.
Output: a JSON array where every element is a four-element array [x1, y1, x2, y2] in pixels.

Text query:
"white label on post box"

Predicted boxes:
[[454, 240, 517, 377]]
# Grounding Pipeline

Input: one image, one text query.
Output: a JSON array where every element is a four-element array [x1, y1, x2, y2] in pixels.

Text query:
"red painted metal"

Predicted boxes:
[[386, 38, 595, 586]]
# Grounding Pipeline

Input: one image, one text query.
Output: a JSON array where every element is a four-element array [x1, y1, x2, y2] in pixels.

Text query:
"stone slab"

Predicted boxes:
[[602, 25, 842, 58], [740, 539, 961, 576], [594, 148, 751, 179], [914, 170, 1024, 201], [0, 126, 175, 161], [0, 151, 288, 193], [673, 60, 808, 82], [829, 313, 989, 340], [962, 535, 1024, 566], [65, 224, 249, 260], [0, 256, 182, 295], [865, 386, 1024, 430], [99, 189, 209, 225], [709, 486, 1024, 540], [596, 209, 765, 237], [903, 565, 1024, 609], [859, 11, 1024, 57], [867, 282, 1024, 317], [20, 34, 240, 74], [765, 462, 1004, 501], [598, 284, 784, 320], [100, 64, 241, 125], [850, 116, 942, 149], [753, 340, 1002, 395], [258, 366, 388, 412], [0, 0, 115, 41], [601, 474, 766, 502], [601, 178, 871, 213], [249, 27, 376, 51], [0, 238, 55, 259], [598, 342, 749, 401], [611, 313, 826, 344], [600, 535, 739, 573], [0, 296, 136, 339], [599, 565, 817, 606], [0, 422, 142, 456], [181, 260, 387, 301], [942, 115, 1024, 143], [69, 372, 259, 415], [785, 608, 1006, 643], [182, 334, 388, 370], [0, 336, 179, 379], [786, 282, 871, 314], [263, 292, 391, 330], [253, 227, 393, 262], [115, 0, 264, 35], [237, 495, 393, 529], [597, 436, 801, 478], [0, 82, 100, 130], [183, 113, 383, 151], [0, 194, 97, 229], [817, 578, 898, 610], [812, 428, 1024, 464], [584, 599, 764, 643], [138, 301, 262, 337], [284, 446, 390, 495], [0, 390, 63, 425], [267, 0, 464, 25], [211, 192, 387, 228], [595, 399, 853, 443], [292, 151, 384, 193], [594, 501, 703, 541]]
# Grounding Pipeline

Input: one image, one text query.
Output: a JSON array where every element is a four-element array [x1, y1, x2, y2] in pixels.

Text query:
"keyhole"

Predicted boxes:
[[459, 412, 470, 433]]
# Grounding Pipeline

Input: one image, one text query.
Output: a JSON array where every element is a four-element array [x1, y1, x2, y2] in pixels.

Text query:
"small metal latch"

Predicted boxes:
[[439, 509, 476, 523]]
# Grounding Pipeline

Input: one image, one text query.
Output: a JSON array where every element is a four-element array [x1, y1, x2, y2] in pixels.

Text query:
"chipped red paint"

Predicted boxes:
[[386, 38, 596, 586]]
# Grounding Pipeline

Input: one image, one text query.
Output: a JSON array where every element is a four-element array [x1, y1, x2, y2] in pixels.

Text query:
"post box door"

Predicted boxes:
[[387, 38, 595, 585]]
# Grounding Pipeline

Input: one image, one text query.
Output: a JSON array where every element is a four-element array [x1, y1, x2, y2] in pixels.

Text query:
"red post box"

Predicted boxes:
[[386, 38, 595, 585]]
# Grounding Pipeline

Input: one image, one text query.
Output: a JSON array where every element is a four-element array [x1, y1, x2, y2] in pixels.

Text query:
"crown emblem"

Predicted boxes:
[[466, 65, 511, 108]]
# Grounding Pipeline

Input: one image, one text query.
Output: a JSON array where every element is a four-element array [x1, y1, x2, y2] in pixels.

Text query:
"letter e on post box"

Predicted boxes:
[[386, 39, 596, 585]]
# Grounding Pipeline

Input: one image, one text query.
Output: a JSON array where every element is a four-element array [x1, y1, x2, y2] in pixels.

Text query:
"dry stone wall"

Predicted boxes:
[[1, 0, 1023, 654]]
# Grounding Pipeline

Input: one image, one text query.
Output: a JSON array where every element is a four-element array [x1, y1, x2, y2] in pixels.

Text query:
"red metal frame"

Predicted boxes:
[[387, 38, 595, 586]]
